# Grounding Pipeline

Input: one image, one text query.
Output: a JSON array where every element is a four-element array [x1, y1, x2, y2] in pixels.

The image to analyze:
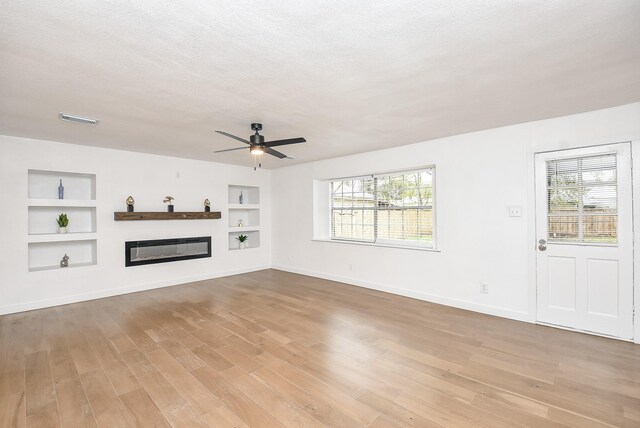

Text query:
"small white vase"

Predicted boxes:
[[58, 226, 67, 234], [239, 242, 246, 249]]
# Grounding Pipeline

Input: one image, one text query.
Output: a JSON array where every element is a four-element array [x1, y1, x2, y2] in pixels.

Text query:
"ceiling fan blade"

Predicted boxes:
[[264, 147, 287, 159], [264, 137, 306, 148], [215, 131, 250, 145], [214, 146, 247, 153]]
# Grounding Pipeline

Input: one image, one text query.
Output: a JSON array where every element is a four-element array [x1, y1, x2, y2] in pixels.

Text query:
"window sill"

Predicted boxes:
[[312, 238, 441, 252]]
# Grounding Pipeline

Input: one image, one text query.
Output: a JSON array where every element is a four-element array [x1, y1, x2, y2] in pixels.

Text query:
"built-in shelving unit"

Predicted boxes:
[[27, 170, 97, 272], [228, 185, 260, 251]]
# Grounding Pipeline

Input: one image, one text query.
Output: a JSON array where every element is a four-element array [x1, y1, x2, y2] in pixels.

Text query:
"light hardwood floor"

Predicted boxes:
[[1, 269, 639, 427]]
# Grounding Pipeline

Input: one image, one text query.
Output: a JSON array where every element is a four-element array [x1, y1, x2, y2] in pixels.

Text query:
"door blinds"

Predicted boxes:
[[546, 153, 617, 244]]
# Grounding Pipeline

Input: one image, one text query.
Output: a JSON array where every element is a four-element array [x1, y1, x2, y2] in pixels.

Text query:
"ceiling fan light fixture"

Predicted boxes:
[[214, 123, 305, 161], [250, 146, 264, 155]]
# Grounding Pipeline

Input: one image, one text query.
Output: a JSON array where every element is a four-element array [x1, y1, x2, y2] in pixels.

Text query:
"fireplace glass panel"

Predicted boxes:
[[125, 237, 211, 266]]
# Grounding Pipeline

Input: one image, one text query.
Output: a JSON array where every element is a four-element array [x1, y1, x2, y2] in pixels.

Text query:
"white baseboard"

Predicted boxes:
[[271, 264, 531, 323], [0, 265, 270, 315], [6, 262, 632, 342], [1, 262, 530, 324]]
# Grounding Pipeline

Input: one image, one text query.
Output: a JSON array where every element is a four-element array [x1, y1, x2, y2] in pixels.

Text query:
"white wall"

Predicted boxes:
[[271, 103, 640, 339], [0, 135, 271, 314], [2, 103, 639, 343]]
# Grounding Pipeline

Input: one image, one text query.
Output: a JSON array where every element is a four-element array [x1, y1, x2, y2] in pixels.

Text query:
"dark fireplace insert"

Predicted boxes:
[[125, 236, 211, 267]]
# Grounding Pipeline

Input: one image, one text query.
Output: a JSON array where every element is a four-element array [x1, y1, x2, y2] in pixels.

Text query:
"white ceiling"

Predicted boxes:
[[1, 1, 639, 168]]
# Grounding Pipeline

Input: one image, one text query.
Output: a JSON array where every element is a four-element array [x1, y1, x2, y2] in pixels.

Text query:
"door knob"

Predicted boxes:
[[538, 239, 547, 251]]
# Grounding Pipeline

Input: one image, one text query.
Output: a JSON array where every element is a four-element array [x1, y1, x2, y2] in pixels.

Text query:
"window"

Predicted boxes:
[[546, 153, 617, 244], [330, 167, 435, 248]]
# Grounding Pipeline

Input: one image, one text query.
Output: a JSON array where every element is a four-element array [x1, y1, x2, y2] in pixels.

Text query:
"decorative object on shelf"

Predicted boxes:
[[204, 198, 211, 212], [239, 191, 243, 204], [58, 179, 64, 199], [56, 213, 69, 233], [163, 196, 174, 212], [60, 254, 69, 268], [238, 219, 243, 227], [126, 195, 135, 212], [236, 234, 248, 249]]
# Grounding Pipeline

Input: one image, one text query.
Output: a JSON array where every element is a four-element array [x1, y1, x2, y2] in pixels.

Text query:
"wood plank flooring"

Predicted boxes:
[[1, 269, 639, 427]]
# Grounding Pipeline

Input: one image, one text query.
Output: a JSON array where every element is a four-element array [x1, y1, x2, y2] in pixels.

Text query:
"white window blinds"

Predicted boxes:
[[331, 176, 375, 242], [331, 168, 434, 248], [546, 153, 617, 244]]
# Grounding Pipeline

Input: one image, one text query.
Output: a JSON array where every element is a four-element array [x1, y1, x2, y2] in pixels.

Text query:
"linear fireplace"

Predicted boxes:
[[125, 236, 211, 267]]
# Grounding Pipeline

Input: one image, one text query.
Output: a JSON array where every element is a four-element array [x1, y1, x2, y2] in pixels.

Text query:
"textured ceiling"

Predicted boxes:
[[1, 1, 639, 168]]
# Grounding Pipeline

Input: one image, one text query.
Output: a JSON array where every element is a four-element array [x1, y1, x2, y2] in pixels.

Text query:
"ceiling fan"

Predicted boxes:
[[214, 123, 306, 168]]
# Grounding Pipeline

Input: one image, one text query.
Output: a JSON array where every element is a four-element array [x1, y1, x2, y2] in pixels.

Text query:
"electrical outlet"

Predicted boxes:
[[480, 282, 489, 294], [508, 206, 522, 217]]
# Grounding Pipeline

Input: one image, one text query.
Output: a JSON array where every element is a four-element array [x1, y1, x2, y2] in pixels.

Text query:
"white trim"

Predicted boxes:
[[0, 265, 270, 315], [28, 199, 97, 207], [327, 165, 435, 181], [431, 167, 438, 247], [272, 264, 530, 322], [526, 141, 538, 323], [632, 141, 640, 344], [530, 134, 639, 155], [312, 238, 440, 252], [536, 321, 633, 342], [228, 204, 260, 210], [27, 232, 98, 243]]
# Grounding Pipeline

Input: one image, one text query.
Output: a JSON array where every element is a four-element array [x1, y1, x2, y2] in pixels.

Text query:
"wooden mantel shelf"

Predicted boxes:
[[114, 211, 222, 221]]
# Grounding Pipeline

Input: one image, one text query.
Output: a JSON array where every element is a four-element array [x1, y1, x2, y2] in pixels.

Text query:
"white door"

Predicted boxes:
[[535, 143, 633, 339]]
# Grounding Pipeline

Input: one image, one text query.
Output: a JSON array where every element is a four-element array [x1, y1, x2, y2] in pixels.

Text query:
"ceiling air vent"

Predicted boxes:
[[58, 113, 99, 125]]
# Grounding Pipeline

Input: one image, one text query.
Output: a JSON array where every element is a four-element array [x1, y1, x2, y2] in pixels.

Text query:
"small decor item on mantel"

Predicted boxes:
[[126, 195, 135, 212], [236, 234, 248, 249], [239, 190, 243, 204], [238, 219, 243, 227], [204, 198, 211, 212], [60, 254, 69, 268], [56, 213, 69, 233], [163, 196, 174, 212], [58, 179, 64, 199]]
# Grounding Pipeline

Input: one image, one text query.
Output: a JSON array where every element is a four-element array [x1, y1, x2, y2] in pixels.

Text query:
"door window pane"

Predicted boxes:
[[546, 154, 617, 244]]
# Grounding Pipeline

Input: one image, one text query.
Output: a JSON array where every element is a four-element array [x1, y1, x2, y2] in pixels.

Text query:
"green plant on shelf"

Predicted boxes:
[[56, 213, 69, 227], [236, 234, 248, 243]]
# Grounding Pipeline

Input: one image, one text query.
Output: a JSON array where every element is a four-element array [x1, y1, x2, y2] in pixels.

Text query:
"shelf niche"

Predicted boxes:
[[27, 169, 98, 272], [28, 169, 96, 200], [29, 206, 97, 235], [228, 184, 261, 251], [114, 211, 222, 221], [228, 208, 260, 228], [28, 239, 97, 272], [228, 185, 259, 205], [228, 230, 260, 251]]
